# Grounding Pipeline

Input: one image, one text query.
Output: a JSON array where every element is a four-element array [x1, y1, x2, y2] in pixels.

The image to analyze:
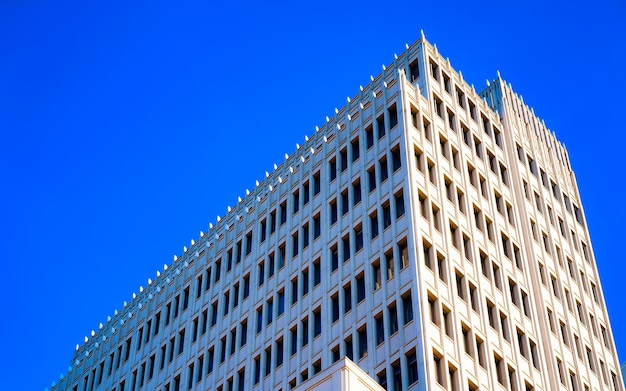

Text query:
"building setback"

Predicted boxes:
[[50, 33, 624, 391]]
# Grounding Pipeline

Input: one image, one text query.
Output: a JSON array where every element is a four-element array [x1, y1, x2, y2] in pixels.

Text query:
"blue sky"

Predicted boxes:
[[1, 1, 625, 389]]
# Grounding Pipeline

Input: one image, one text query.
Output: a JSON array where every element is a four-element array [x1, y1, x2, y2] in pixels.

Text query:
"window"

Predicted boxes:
[[292, 190, 300, 214], [277, 290, 285, 316], [366, 165, 377, 193], [340, 147, 348, 172], [354, 225, 363, 253], [313, 259, 321, 286], [302, 318, 309, 346], [383, 202, 392, 229], [351, 137, 360, 162], [385, 249, 394, 280], [313, 213, 321, 239], [356, 273, 365, 303], [302, 223, 309, 248], [372, 260, 382, 290], [352, 179, 361, 205], [434, 95, 443, 118], [365, 124, 374, 149], [291, 231, 299, 257], [376, 112, 385, 139], [338, 236, 349, 265], [395, 190, 405, 218], [388, 303, 399, 335], [409, 58, 420, 81], [379, 156, 389, 182], [329, 158, 337, 181], [358, 326, 368, 359], [341, 189, 349, 215], [399, 240, 408, 270], [275, 339, 284, 367], [402, 291, 413, 325], [389, 104, 398, 129], [370, 211, 379, 239], [391, 146, 401, 172], [313, 171, 320, 195], [330, 199, 338, 224], [331, 244, 339, 272], [331, 293, 340, 322], [313, 308, 322, 338], [343, 283, 352, 313], [279, 201, 287, 225], [269, 211, 276, 234], [414, 146, 424, 172], [303, 181, 310, 205], [428, 159, 436, 184]]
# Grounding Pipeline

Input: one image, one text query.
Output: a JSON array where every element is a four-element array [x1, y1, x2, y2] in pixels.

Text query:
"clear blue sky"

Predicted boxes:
[[1, 1, 624, 389]]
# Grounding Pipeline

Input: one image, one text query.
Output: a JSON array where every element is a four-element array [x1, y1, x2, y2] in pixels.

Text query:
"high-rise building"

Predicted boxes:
[[50, 34, 624, 391]]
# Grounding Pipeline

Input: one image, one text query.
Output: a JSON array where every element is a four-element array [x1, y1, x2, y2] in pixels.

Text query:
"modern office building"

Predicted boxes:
[[50, 33, 624, 391]]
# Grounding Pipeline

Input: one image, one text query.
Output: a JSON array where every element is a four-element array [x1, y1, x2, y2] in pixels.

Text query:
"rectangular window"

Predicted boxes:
[[391, 146, 402, 172], [351, 137, 360, 162], [340, 147, 348, 172], [329, 158, 337, 181], [379, 156, 388, 182], [358, 326, 368, 359], [395, 190, 405, 219], [402, 291, 413, 325], [352, 179, 362, 205], [370, 211, 379, 240], [365, 124, 374, 149], [292, 190, 300, 214], [367, 165, 376, 192]]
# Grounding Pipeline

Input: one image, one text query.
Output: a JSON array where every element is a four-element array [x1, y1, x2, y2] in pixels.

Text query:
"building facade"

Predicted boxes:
[[50, 34, 624, 391]]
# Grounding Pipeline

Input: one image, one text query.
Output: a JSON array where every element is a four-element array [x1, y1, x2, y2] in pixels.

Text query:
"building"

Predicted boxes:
[[49, 33, 624, 391]]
